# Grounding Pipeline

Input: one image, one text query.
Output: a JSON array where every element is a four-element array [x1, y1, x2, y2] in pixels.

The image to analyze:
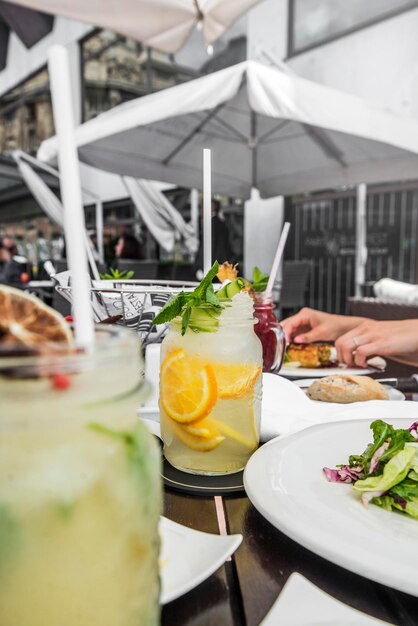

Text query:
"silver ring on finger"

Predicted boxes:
[[352, 336, 360, 349]]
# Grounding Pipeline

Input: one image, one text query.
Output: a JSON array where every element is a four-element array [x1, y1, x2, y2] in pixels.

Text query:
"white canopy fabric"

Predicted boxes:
[[124, 177, 199, 253], [38, 61, 418, 198], [13, 152, 100, 278], [3, 0, 261, 52]]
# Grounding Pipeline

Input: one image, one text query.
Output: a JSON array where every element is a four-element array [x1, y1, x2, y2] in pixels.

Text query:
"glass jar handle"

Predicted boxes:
[[269, 325, 286, 373]]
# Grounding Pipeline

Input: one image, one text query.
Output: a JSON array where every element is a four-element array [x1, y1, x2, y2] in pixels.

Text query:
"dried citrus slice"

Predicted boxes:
[[160, 349, 217, 424], [171, 421, 224, 452], [213, 362, 262, 399], [0, 285, 73, 348]]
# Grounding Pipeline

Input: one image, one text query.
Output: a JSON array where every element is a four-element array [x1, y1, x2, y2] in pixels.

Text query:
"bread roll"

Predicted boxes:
[[306, 375, 389, 403]]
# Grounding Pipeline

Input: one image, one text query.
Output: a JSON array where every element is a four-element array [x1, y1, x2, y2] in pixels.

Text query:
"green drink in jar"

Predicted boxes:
[[0, 286, 161, 626]]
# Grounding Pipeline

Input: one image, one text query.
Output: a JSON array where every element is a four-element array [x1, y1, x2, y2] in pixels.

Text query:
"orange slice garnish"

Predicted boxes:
[[160, 349, 217, 424], [0, 285, 73, 349], [213, 362, 262, 399]]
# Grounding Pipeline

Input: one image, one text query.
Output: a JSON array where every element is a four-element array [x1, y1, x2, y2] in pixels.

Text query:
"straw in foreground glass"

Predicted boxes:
[[155, 262, 263, 476], [0, 287, 161, 626]]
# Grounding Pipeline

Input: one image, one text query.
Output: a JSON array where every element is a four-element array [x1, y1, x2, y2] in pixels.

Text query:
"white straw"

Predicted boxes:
[[265, 222, 291, 298], [48, 45, 95, 349], [203, 148, 212, 274]]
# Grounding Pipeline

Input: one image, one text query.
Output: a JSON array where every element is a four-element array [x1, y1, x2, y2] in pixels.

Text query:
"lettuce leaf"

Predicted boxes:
[[349, 420, 414, 474], [353, 444, 417, 494]]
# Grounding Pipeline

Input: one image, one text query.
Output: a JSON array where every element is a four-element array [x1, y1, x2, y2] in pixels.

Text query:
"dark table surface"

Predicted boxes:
[[162, 359, 418, 626]]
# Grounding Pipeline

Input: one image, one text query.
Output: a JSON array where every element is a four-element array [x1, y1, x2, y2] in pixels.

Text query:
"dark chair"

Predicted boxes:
[[53, 259, 68, 274], [116, 259, 159, 280], [171, 263, 195, 282], [52, 289, 71, 316], [278, 261, 312, 317]]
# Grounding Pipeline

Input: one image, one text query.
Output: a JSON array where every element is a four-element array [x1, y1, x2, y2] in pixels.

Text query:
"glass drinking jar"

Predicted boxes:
[[159, 292, 263, 475], [253, 293, 286, 373], [0, 327, 161, 626]]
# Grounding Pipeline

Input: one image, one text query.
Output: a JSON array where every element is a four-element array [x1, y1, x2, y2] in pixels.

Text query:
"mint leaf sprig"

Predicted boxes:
[[154, 262, 223, 335], [251, 266, 269, 292]]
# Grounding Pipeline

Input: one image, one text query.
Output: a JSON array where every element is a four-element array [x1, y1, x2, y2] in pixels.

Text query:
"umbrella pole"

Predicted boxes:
[[251, 111, 257, 188], [203, 149, 212, 274], [95, 200, 104, 265], [190, 189, 199, 249], [355, 183, 368, 298]]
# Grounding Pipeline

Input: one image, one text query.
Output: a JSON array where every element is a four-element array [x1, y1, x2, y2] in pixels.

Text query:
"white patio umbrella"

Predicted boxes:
[[38, 60, 418, 199], [3, 0, 262, 52]]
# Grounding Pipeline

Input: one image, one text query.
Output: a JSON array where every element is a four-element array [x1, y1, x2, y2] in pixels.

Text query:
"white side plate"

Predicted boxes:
[[281, 364, 374, 379], [244, 418, 418, 597], [160, 517, 242, 604]]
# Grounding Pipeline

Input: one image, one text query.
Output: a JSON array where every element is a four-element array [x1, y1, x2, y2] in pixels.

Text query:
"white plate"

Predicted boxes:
[[281, 364, 374, 379], [293, 378, 406, 401], [260, 573, 393, 626], [160, 517, 242, 604], [244, 418, 418, 597]]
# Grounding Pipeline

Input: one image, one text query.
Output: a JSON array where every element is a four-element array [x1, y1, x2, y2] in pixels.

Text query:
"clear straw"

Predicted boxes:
[[203, 148, 212, 274], [265, 222, 291, 299], [48, 45, 95, 349]]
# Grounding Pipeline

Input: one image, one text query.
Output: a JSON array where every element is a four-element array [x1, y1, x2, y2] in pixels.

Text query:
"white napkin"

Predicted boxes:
[[260, 573, 393, 626], [144, 343, 161, 408], [261, 373, 418, 441], [373, 277, 418, 304]]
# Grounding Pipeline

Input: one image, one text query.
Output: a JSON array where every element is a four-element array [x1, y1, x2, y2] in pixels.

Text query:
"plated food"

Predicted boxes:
[[244, 418, 418, 596], [324, 419, 418, 520], [285, 342, 337, 368], [282, 342, 384, 379], [307, 374, 389, 403]]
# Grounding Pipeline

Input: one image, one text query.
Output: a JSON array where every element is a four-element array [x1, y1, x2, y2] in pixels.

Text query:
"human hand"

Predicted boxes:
[[335, 319, 418, 367], [280, 307, 363, 343]]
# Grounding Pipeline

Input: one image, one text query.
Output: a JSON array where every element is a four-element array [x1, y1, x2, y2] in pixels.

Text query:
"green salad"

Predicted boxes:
[[324, 420, 418, 518]]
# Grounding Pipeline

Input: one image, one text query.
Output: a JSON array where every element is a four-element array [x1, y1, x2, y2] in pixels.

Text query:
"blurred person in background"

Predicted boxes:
[[114, 232, 145, 261], [2, 235, 18, 256], [0, 238, 31, 286], [193, 200, 234, 279], [0, 240, 11, 273], [88, 230, 101, 262]]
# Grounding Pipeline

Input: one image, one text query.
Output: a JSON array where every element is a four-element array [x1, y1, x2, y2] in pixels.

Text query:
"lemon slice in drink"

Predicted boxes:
[[160, 349, 217, 424], [0, 285, 73, 349], [185, 415, 257, 451], [183, 417, 221, 439], [171, 421, 224, 451], [213, 362, 262, 399]]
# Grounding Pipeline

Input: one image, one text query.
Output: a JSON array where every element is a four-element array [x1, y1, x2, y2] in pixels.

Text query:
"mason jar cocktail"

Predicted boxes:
[[0, 326, 161, 626], [159, 292, 263, 475]]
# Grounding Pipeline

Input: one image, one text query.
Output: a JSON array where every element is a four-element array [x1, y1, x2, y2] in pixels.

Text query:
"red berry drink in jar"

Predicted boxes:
[[253, 293, 286, 373]]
